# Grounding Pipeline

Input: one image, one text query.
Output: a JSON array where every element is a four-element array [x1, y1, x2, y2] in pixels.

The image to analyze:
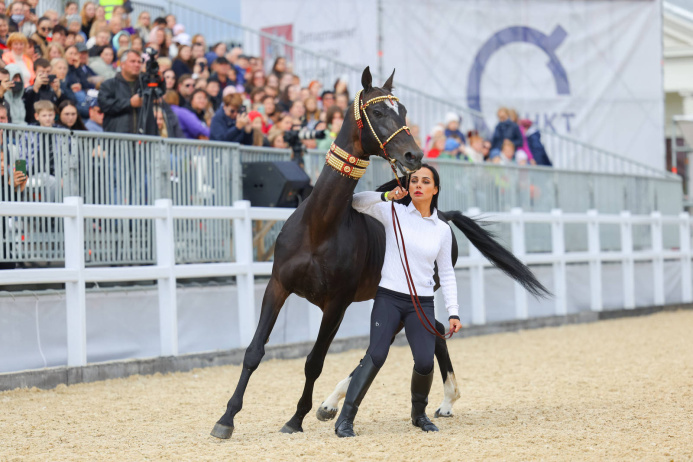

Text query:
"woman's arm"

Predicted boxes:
[[352, 191, 389, 223], [436, 225, 461, 331]]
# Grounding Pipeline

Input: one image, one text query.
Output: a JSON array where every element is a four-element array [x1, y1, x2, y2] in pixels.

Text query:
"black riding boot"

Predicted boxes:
[[411, 368, 439, 432], [334, 354, 380, 437]]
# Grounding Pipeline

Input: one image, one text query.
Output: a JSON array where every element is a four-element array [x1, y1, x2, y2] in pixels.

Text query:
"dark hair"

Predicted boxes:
[[0, 68, 9, 77], [214, 56, 230, 66], [375, 163, 440, 215], [33, 58, 50, 69], [321, 90, 335, 99], [153, 17, 167, 26], [58, 100, 86, 131], [325, 105, 344, 126], [37, 16, 51, 25], [52, 25, 67, 35]]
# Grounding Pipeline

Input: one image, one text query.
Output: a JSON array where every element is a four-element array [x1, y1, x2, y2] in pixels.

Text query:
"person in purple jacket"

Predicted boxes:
[[163, 90, 209, 139]]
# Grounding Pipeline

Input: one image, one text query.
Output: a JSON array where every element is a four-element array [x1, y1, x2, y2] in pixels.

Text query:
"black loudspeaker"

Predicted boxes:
[[242, 161, 312, 208]]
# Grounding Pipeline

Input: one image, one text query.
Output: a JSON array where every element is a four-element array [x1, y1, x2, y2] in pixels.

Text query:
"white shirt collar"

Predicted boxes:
[[406, 202, 438, 222]]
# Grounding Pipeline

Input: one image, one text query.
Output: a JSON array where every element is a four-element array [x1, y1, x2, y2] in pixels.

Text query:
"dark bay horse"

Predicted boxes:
[[211, 67, 548, 439]]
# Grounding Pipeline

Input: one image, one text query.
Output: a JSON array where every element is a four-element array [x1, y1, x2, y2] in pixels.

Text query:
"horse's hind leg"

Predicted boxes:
[[433, 320, 460, 418], [211, 277, 289, 439], [281, 301, 348, 433]]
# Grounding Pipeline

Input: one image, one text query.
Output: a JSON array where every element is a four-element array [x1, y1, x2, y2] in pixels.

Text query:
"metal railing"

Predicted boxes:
[[0, 124, 682, 266], [1, 198, 691, 372]]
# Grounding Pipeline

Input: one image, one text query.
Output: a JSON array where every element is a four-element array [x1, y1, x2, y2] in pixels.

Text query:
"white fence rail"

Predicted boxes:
[[1, 199, 691, 370]]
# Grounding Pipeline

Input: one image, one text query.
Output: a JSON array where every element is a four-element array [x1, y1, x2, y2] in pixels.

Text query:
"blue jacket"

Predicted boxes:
[[490, 120, 523, 151], [209, 107, 253, 144], [170, 104, 210, 139], [526, 127, 552, 166]]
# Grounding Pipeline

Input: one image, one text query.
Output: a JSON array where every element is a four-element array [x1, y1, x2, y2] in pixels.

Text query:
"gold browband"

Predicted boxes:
[[353, 89, 411, 152]]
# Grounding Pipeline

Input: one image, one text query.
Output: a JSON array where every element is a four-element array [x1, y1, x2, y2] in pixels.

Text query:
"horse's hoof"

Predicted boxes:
[[280, 422, 303, 434], [434, 408, 453, 418], [316, 403, 338, 421], [210, 422, 234, 439]]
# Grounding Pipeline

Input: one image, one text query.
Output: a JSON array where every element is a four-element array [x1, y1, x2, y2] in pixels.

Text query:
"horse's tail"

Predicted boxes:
[[442, 210, 551, 298]]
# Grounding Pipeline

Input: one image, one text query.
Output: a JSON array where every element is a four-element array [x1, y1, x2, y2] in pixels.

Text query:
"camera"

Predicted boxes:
[[47, 74, 56, 83], [283, 127, 327, 169], [136, 47, 165, 136]]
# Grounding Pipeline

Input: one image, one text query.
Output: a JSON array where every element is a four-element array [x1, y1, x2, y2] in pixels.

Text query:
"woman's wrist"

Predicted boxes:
[[381, 191, 390, 202], [448, 315, 460, 321]]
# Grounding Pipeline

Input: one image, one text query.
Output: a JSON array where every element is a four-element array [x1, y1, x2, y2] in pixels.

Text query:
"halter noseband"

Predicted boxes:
[[324, 89, 412, 180]]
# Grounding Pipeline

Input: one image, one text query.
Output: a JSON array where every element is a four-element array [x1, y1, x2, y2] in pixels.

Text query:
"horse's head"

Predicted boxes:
[[355, 66, 423, 175]]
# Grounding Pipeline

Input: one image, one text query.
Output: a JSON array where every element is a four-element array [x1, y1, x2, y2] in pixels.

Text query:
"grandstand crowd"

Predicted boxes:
[[0, 0, 551, 167]]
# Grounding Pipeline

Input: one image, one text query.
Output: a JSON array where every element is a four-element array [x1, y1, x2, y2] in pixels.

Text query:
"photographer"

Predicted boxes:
[[97, 48, 142, 134], [209, 92, 252, 144], [23, 58, 68, 123]]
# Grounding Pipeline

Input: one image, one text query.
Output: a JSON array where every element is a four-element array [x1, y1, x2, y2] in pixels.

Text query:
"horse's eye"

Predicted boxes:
[[373, 110, 383, 117]]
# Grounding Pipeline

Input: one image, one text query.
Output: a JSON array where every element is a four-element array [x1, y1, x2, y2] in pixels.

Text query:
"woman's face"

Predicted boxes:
[[53, 60, 67, 79], [101, 47, 114, 64], [131, 37, 143, 52], [252, 71, 264, 87], [139, 13, 150, 27], [85, 3, 95, 18], [272, 135, 286, 148], [65, 46, 79, 65], [156, 110, 164, 130], [279, 116, 293, 131], [408, 167, 438, 207], [251, 117, 263, 131], [118, 34, 130, 49], [0, 19, 8, 37], [331, 112, 344, 133], [48, 46, 62, 59], [11, 40, 25, 55], [164, 70, 176, 89], [206, 81, 219, 97], [155, 28, 165, 45], [178, 46, 191, 61], [66, 3, 78, 15], [95, 6, 105, 20], [275, 57, 285, 73], [60, 105, 78, 128], [191, 92, 208, 111], [305, 98, 317, 113], [266, 73, 278, 89]]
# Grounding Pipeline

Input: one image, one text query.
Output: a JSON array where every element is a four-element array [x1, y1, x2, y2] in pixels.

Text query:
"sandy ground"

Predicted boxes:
[[1, 310, 692, 461]]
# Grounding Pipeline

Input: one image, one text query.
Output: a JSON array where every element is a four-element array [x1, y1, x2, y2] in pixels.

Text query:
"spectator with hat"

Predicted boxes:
[[444, 112, 466, 145], [84, 90, 103, 131]]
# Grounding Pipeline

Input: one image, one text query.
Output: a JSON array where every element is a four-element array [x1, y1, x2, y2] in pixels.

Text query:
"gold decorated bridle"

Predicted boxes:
[[325, 89, 412, 180]]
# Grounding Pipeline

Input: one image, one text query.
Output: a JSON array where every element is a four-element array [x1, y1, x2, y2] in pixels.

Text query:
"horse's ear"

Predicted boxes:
[[383, 69, 395, 92], [361, 66, 373, 91]]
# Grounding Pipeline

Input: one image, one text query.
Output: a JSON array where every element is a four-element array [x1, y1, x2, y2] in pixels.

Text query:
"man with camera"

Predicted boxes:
[[98, 49, 143, 134], [23, 58, 67, 123], [210, 92, 252, 144]]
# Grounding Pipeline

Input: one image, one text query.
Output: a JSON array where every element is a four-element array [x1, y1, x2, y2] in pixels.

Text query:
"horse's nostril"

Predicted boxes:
[[405, 152, 414, 162]]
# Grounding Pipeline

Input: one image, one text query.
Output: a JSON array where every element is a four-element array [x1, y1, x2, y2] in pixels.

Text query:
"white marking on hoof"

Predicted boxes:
[[436, 372, 460, 417]]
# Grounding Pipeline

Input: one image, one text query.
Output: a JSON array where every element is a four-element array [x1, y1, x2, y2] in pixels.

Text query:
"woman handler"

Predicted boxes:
[[335, 163, 462, 438]]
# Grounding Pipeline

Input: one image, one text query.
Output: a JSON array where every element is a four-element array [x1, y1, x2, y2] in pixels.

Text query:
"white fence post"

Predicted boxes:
[[620, 211, 635, 309], [155, 199, 178, 356], [679, 212, 692, 303], [511, 208, 528, 319], [64, 196, 86, 367], [587, 209, 603, 311], [551, 209, 567, 315], [467, 207, 485, 325], [234, 200, 256, 347], [651, 211, 665, 306]]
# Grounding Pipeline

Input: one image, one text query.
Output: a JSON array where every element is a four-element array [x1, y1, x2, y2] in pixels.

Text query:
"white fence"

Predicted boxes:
[[1, 198, 691, 371]]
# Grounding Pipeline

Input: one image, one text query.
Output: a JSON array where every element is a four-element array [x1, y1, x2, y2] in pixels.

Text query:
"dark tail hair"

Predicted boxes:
[[443, 210, 551, 298]]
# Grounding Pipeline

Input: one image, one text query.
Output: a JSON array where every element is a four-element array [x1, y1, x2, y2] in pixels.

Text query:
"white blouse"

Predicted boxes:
[[352, 191, 459, 317]]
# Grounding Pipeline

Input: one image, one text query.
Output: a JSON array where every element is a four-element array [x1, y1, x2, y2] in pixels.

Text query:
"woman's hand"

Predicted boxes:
[[387, 186, 408, 201], [449, 318, 462, 334], [13, 170, 27, 192]]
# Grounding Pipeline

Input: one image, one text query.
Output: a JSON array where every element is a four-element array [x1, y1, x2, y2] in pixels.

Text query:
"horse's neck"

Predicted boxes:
[[302, 115, 364, 235]]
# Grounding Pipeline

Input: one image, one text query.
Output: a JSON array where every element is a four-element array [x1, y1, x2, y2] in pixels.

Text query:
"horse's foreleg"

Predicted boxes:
[[316, 322, 405, 421], [433, 320, 460, 418], [211, 278, 289, 439], [281, 303, 347, 433]]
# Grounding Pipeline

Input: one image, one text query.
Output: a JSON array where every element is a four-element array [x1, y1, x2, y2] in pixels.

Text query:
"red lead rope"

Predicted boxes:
[[389, 169, 454, 340]]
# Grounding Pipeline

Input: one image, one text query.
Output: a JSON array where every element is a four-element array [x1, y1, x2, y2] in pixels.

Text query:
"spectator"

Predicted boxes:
[[23, 100, 58, 200], [262, 94, 278, 126], [271, 56, 286, 80], [321, 90, 335, 111], [515, 118, 536, 165], [444, 112, 466, 145], [493, 139, 517, 165], [206, 78, 220, 110], [163, 90, 209, 139], [304, 96, 320, 129], [165, 14, 176, 30], [57, 99, 86, 130], [108, 14, 122, 38], [334, 77, 348, 100], [2, 32, 34, 87], [163, 68, 176, 90], [426, 132, 446, 158], [278, 72, 292, 92], [1, 108, 28, 269], [131, 34, 142, 53], [277, 83, 298, 113], [29, 15, 49, 57], [46, 42, 63, 60], [461, 131, 485, 163], [3, 63, 25, 122], [0, 67, 12, 115], [49, 57, 74, 103], [244, 68, 265, 94], [65, 14, 83, 41], [209, 92, 252, 144], [156, 56, 171, 73], [316, 105, 343, 151], [64, 43, 93, 118], [171, 44, 192, 77], [79, 1, 95, 36], [525, 123, 552, 166], [98, 48, 142, 133], [20, 2, 36, 38], [84, 92, 103, 131], [189, 88, 212, 125], [51, 24, 67, 47], [265, 73, 279, 90], [267, 125, 287, 148], [288, 99, 305, 126], [134, 10, 150, 41], [8, 1, 26, 33], [111, 30, 130, 53], [247, 110, 268, 146], [335, 93, 348, 112], [0, 14, 9, 50], [23, 57, 67, 123], [490, 107, 522, 159], [176, 73, 194, 110], [43, 9, 59, 27], [210, 56, 231, 91], [88, 45, 115, 79]]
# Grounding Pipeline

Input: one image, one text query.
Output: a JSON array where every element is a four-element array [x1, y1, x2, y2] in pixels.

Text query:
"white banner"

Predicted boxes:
[[241, 0, 664, 170]]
